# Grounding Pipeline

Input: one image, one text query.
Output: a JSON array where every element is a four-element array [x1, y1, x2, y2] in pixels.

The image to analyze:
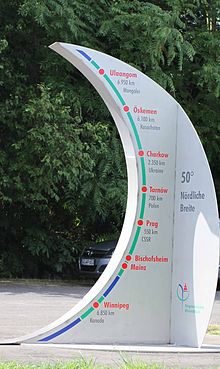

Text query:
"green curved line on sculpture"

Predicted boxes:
[[89, 56, 147, 288]]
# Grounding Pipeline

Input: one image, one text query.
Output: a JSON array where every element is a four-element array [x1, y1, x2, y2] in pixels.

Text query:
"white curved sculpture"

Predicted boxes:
[[5, 43, 219, 348]]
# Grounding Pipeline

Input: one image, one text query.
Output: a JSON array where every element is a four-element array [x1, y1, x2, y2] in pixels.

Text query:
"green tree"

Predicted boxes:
[[0, 0, 219, 278]]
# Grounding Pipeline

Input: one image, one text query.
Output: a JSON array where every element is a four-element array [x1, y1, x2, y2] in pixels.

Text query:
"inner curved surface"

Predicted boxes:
[[3, 43, 139, 343]]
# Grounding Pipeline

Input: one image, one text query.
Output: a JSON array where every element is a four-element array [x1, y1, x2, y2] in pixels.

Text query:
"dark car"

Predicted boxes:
[[78, 240, 117, 277]]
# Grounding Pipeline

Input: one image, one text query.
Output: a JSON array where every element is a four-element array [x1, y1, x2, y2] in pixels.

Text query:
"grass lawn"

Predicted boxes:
[[0, 361, 169, 369], [207, 325, 220, 335]]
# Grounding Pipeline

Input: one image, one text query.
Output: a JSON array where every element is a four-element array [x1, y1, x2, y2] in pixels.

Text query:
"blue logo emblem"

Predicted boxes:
[[177, 283, 189, 309]]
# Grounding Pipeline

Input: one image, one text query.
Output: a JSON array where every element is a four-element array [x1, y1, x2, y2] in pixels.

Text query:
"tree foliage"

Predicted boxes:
[[0, 0, 219, 278]]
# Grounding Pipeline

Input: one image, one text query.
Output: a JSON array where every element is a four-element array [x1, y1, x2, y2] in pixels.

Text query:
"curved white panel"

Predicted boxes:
[[2, 43, 218, 348], [171, 106, 219, 347]]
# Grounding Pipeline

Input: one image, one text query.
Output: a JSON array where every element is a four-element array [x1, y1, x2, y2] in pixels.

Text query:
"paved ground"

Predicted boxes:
[[0, 281, 91, 340], [0, 280, 220, 368]]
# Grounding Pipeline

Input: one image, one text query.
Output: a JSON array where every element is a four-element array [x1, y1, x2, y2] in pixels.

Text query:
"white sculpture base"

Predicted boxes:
[[24, 343, 220, 353]]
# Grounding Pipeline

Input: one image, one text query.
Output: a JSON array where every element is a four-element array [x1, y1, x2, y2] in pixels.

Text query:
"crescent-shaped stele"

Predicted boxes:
[[2, 43, 219, 349]]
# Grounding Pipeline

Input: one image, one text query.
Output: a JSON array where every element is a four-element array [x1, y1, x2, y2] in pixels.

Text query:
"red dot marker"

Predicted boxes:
[[122, 263, 128, 270], [138, 150, 144, 156], [137, 219, 143, 226], [123, 105, 129, 112], [126, 255, 132, 261], [99, 69, 105, 75], [142, 186, 147, 192], [93, 302, 99, 309]]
